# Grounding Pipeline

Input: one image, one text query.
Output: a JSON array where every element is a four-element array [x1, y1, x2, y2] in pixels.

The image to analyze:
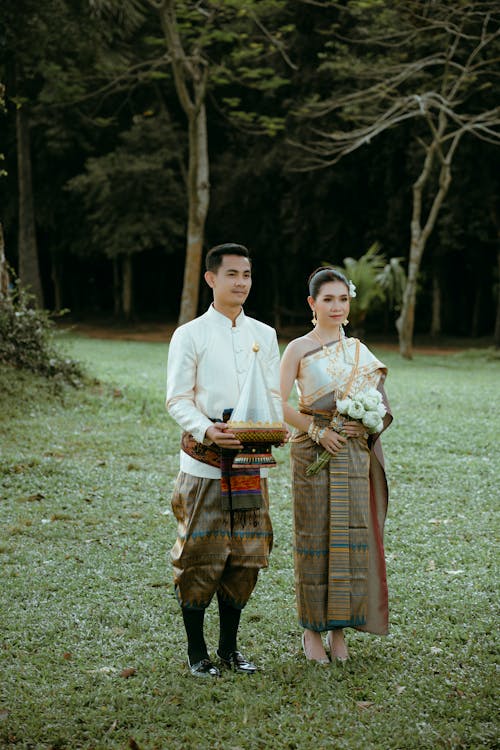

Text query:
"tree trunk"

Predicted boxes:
[[397, 131, 454, 358], [16, 105, 44, 307], [397, 197, 427, 358], [494, 246, 500, 349], [177, 103, 209, 325], [0, 223, 9, 299], [272, 265, 282, 331], [470, 278, 481, 338], [113, 257, 122, 317], [430, 273, 441, 337], [51, 257, 63, 312], [158, 0, 210, 327], [122, 254, 133, 321]]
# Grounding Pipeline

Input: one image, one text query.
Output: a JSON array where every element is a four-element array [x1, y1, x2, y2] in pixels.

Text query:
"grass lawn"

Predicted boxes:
[[1, 333, 498, 750]]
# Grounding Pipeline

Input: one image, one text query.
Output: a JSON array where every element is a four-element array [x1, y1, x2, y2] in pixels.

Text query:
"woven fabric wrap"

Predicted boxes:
[[290, 337, 391, 635], [292, 436, 371, 630], [220, 452, 262, 510], [329, 439, 370, 625], [181, 432, 220, 469], [181, 433, 262, 510], [170, 472, 273, 609]]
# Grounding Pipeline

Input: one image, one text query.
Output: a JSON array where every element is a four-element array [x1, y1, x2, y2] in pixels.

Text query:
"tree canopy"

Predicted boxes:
[[1, 0, 499, 347]]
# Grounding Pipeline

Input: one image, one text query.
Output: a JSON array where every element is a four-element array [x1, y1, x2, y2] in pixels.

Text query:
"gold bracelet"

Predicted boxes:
[[308, 421, 326, 445]]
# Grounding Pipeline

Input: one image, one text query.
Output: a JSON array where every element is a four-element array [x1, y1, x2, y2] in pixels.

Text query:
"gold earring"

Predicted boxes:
[[311, 311, 317, 326], [343, 318, 349, 325]]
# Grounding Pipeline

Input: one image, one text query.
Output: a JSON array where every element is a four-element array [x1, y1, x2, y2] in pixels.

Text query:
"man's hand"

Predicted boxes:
[[205, 422, 243, 449], [282, 424, 292, 444]]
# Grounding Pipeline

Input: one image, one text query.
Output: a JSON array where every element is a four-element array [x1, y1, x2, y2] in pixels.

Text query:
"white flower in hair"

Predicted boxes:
[[348, 280, 357, 298]]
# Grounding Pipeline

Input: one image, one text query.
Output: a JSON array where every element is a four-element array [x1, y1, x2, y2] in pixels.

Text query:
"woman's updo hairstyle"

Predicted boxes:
[[308, 267, 350, 299]]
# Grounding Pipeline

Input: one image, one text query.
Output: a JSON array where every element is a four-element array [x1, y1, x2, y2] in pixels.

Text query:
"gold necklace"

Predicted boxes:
[[311, 327, 359, 401], [311, 328, 342, 382], [311, 328, 340, 350]]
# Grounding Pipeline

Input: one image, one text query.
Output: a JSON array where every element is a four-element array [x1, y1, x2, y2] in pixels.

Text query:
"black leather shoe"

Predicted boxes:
[[188, 657, 220, 678], [216, 649, 257, 674]]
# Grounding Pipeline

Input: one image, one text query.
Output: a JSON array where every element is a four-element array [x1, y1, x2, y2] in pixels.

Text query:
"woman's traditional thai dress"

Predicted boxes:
[[291, 336, 392, 634]]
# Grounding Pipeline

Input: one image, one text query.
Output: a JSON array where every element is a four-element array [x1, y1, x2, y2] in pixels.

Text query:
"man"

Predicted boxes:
[[166, 243, 282, 678]]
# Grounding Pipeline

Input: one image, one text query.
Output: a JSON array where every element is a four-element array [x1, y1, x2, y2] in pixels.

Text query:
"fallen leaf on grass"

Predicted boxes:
[[446, 687, 466, 698], [356, 701, 375, 710], [396, 685, 406, 694], [120, 667, 136, 679], [50, 513, 73, 522], [129, 739, 141, 750], [11, 463, 31, 473], [430, 646, 443, 654], [63, 652, 72, 660], [17, 493, 44, 503]]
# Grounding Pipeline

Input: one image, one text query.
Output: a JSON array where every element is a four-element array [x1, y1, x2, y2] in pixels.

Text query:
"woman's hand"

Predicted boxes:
[[318, 427, 347, 455], [342, 420, 367, 439]]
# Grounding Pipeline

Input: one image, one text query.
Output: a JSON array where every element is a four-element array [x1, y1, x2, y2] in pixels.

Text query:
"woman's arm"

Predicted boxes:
[[280, 340, 348, 454], [280, 342, 313, 433]]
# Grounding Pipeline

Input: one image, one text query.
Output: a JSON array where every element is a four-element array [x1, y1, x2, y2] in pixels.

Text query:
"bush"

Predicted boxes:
[[0, 283, 85, 385]]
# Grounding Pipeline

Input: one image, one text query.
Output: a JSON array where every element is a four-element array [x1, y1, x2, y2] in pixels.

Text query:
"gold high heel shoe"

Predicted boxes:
[[327, 630, 349, 662], [302, 631, 330, 664]]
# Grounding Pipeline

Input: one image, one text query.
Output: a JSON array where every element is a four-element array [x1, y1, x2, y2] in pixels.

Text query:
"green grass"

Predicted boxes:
[[1, 335, 498, 750]]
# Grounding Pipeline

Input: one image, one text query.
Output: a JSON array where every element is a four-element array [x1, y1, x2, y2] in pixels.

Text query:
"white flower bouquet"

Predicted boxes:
[[336, 387, 386, 434], [305, 387, 387, 476]]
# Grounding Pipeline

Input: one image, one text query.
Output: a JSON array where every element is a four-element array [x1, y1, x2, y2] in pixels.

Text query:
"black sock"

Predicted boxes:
[[217, 594, 241, 656], [182, 607, 208, 664]]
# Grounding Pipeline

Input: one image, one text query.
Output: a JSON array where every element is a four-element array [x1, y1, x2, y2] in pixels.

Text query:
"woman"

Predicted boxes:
[[280, 267, 392, 663]]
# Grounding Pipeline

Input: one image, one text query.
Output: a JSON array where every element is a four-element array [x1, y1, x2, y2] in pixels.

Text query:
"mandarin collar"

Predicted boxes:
[[207, 303, 246, 328]]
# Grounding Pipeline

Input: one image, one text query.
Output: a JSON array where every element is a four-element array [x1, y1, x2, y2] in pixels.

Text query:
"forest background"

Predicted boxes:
[[1, 0, 500, 356]]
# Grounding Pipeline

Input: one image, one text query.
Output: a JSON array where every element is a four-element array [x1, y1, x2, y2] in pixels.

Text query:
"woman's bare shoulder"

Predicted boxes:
[[283, 334, 319, 359]]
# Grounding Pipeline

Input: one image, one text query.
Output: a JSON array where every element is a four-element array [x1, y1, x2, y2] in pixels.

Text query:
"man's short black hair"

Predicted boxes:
[[205, 243, 251, 272]]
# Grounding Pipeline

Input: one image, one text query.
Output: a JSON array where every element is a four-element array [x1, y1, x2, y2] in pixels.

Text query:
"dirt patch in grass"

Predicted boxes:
[[58, 320, 176, 343], [57, 319, 490, 355]]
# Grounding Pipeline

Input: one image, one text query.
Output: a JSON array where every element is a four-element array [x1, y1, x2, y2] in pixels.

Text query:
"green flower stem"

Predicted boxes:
[[305, 426, 347, 476], [305, 449, 331, 476]]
